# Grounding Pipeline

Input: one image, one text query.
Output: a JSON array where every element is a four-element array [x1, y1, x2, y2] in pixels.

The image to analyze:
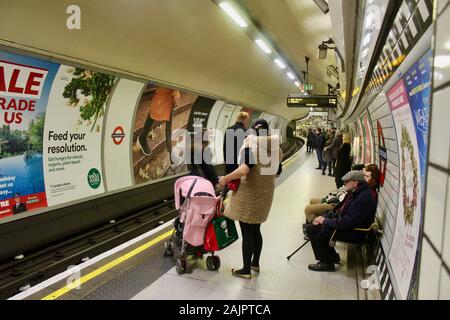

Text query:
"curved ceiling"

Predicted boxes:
[[0, 0, 338, 121]]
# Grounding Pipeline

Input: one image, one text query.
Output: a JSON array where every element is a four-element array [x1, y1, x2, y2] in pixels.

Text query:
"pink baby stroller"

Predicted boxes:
[[164, 176, 221, 274]]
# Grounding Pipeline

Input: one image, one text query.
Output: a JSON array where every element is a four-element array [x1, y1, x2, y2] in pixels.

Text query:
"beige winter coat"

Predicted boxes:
[[224, 135, 283, 224]]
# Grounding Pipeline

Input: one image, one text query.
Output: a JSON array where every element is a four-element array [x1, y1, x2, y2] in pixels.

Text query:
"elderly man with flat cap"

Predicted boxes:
[[305, 170, 378, 272]]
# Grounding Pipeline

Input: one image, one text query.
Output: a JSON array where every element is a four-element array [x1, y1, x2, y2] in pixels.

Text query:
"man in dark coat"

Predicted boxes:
[[12, 192, 27, 214], [307, 129, 315, 154], [306, 171, 378, 272], [223, 112, 249, 174], [315, 128, 326, 170]]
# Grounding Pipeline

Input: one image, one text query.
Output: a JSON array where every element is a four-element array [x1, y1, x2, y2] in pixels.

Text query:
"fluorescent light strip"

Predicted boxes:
[[287, 72, 295, 80], [295, 81, 300, 87], [274, 59, 286, 69], [219, 2, 248, 28], [255, 39, 272, 54]]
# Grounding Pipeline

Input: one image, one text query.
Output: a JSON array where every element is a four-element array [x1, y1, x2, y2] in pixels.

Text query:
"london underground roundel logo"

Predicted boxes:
[[112, 126, 125, 145]]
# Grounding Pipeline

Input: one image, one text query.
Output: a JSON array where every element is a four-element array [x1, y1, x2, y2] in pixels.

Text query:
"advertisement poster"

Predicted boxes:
[[363, 113, 374, 164], [43, 66, 116, 206], [206, 101, 237, 165], [377, 120, 387, 187], [403, 50, 431, 199], [386, 78, 422, 300], [132, 83, 198, 185], [357, 118, 365, 164], [104, 78, 146, 191], [0, 51, 59, 219]]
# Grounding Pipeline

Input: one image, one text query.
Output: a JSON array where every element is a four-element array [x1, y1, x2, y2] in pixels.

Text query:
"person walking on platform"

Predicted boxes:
[[307, 129, 315, 154], [305, 170, 378, 272], [219, 119, 283, 280], [223, 112, 249, 174], [137, 87, 181, 157], [315, 128, 326, 170], [334, 133, 352, 188]]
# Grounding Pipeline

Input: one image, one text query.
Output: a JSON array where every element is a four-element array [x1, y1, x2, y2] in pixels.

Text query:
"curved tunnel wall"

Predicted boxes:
[[0, 47, 289, 226], [342, 0, 434, 300]]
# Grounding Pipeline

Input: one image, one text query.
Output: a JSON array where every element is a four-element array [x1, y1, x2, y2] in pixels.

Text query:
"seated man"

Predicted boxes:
[[303, 163, 380, 226], [305, 170, 378, 272]]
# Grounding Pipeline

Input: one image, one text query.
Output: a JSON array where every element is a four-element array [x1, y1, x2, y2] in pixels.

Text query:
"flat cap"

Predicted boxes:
[[342, 170, 365, 182]]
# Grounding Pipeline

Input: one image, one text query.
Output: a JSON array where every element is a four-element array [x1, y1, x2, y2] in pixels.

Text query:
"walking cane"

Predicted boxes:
[[286, 240, 310, 260]]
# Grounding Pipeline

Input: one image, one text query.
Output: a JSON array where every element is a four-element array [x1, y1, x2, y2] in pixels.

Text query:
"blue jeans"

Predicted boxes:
[[316, 148, 324, 168]]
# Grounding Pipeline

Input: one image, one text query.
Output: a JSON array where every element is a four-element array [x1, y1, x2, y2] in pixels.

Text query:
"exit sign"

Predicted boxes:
[[304, 83, 315, 91]]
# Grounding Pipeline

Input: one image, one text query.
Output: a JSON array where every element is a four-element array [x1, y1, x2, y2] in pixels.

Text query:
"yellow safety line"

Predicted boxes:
[[42, 149, 302, 300], [41, 229, 174, 300], [283, 151, 301, 168]]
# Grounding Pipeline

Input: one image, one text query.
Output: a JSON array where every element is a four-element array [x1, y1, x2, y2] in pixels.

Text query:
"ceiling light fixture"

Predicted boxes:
[[219, 2, 248, 28], [294, 81, 301, 87], [313, 0, 329, 14], [255, 39, 272, 54], [274, 58, 286, 69], [287, 72, 295, 80]]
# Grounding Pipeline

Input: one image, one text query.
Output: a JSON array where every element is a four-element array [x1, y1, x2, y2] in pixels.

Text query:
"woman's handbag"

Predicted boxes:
[[204, 200, 239, 251]]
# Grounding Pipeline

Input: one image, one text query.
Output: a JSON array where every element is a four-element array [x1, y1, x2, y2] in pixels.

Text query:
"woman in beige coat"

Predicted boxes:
[[219, 119, 283, 279]]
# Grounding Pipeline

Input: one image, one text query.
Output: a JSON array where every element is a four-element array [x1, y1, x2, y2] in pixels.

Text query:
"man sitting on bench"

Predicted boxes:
[[305, 170, 378, 272]]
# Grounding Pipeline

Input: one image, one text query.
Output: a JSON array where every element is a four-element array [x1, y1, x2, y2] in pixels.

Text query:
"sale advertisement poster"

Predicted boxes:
[[0, 51, 59, 219]]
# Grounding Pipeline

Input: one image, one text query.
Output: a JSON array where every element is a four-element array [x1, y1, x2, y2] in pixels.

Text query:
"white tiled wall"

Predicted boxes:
[[428, 88, 450, 168], [418, 0, 450, 300], [424, 167, 447, 250], [418, 239, 442, 299]]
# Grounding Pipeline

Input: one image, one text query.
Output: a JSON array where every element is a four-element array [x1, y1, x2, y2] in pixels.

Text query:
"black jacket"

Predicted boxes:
[[334, 143, 352, 188], [12, 202, 27, 214], [223, 122, 246, 174], [189, 146, 218, 185], [324, 181, 377, 231], [316, 133, 326, 150]]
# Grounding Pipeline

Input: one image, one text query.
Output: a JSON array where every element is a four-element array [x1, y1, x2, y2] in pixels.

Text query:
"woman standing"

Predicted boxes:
[[219, 119, 283, 279], [334, 133, 352, 188]]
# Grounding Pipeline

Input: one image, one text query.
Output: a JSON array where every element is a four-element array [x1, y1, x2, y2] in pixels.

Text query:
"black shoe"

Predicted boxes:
[[231, 268, 251, 279], [137, 134, 152, 156], [332, 253, 340, 264], [322, 172, 326, 175], [315, 167, 322, 170], [308, 261, 336, 272], [328, 173, 333, 177]]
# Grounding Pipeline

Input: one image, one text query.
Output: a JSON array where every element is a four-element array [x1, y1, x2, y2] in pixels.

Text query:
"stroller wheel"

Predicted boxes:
[[206, 256, 216, 271], [164, 241, 172, 250], [212, 256, 221, 270], [176, 258, 186, 275], [164, 248, 174, 257]]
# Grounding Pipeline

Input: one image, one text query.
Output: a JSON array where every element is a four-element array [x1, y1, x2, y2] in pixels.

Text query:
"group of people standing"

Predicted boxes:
[[306, 128, 352, 189], [189, 112, 283, 280]]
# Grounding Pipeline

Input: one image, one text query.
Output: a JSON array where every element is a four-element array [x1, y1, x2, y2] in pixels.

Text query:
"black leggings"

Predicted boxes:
[[239, 222, 263, 273]]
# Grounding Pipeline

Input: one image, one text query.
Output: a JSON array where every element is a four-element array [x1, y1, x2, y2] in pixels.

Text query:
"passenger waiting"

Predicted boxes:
[[315, 128, 326, 171], [334, 133, 352, 188], [218, 119, 283, 280], [305, 170, 378, 272], [223, 112, 249, 174], [304, 164, 380, 226]]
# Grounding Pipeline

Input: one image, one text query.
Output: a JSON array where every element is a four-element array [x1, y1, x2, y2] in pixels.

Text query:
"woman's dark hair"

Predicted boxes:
[[251, 119, 269, 136], [365, 163, 381, 191]]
